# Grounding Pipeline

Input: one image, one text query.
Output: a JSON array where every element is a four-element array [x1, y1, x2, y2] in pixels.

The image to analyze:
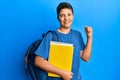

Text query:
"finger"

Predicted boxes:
[[85, 27, 90, 33], [71, 72, 73, 76], [70, 76, 73, 79]]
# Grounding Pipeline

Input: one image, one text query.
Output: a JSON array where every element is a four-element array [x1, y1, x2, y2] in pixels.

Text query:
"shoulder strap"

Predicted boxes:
[[46, 30, 59, 41]]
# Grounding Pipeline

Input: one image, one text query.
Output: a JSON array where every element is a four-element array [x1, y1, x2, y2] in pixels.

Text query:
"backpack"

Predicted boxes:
[[25, 31, 58, 80]]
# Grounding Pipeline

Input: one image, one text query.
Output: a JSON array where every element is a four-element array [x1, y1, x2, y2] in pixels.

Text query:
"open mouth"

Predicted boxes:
[[64, 20, 70, 24]]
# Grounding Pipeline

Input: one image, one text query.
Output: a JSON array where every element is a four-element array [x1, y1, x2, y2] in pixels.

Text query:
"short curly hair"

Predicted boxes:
[[57, 2, 74, 18]]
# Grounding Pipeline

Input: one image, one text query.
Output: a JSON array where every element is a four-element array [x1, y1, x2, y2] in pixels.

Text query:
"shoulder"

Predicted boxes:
[[41, 31, 53, 41], [45, 30, 57, 37], [44, 30, 59, 40], [71, 29, 82, 36]]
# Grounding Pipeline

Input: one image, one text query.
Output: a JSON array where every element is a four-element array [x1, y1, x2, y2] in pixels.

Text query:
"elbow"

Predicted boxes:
[[83, 58, 89, 62], [80, 51, 92, 62], [81, 56, 90, 62]]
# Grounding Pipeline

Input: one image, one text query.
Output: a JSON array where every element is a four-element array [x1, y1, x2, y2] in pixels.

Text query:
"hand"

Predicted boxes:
[[60, 70, 73, 80], [85, 26, 92, 38]]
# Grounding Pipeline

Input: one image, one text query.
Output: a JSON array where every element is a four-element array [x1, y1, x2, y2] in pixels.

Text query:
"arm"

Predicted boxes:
[[80, 26, 92, 62], [34, 56, 73, 80]]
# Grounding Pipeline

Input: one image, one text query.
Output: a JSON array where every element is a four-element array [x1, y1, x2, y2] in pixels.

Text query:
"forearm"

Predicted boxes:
[[34, 56, 63, 76], [81, 37, 92, 62]]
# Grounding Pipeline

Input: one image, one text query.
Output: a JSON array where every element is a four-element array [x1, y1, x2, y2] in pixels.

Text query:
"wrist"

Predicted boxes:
[[56, 69, 64, 77], [87, 36, 92, 39]]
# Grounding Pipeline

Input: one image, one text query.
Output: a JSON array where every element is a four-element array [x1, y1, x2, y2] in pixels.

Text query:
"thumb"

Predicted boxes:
[[71, 72, 73, 76]]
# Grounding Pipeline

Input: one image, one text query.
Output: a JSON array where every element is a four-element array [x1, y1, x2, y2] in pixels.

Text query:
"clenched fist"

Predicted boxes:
[[85, 26, 92, 38]]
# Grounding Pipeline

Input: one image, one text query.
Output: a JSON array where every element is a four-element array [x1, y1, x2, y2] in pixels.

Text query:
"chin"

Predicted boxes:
[[63, 26, 71, 29], [61, 24, 71, 29]]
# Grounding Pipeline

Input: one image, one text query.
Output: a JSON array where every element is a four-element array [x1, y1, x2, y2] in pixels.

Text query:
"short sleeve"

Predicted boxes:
[[34, 33, 52, 59], [78, 32, 85, 50]]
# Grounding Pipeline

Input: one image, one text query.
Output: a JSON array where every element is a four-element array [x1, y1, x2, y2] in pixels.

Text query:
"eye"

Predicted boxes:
[[68, 13, 72, 16], [59, 14, 64, 17]]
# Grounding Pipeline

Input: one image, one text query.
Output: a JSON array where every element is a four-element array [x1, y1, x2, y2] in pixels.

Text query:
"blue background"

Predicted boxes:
[[0, 0, 120, 80]]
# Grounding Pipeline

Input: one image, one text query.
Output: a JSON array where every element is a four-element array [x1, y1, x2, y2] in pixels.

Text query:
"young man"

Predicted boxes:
[[34, 2, 92, 80]]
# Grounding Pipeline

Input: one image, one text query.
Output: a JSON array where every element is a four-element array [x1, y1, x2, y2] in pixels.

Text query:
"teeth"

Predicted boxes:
[[66, 20, 70, 22], [64, 20, 70, 24], [65, 21, 69, 23]]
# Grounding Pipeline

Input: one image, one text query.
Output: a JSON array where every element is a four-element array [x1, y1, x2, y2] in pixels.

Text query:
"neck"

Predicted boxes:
[[58, 27, 70, 34]]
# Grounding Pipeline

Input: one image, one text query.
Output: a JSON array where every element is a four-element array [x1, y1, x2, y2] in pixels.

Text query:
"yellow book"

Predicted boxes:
[[48, 41, 74, 77]]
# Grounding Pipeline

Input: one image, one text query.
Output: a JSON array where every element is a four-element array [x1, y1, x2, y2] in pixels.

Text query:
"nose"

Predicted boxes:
[[64, 15, 69, 20]]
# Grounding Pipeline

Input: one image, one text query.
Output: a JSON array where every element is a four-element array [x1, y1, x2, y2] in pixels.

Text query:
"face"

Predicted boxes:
[[58, 8, 74, 29]]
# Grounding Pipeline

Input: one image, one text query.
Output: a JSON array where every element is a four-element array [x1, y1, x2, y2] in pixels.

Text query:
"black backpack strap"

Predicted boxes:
[[46, 30, 59, 41]]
